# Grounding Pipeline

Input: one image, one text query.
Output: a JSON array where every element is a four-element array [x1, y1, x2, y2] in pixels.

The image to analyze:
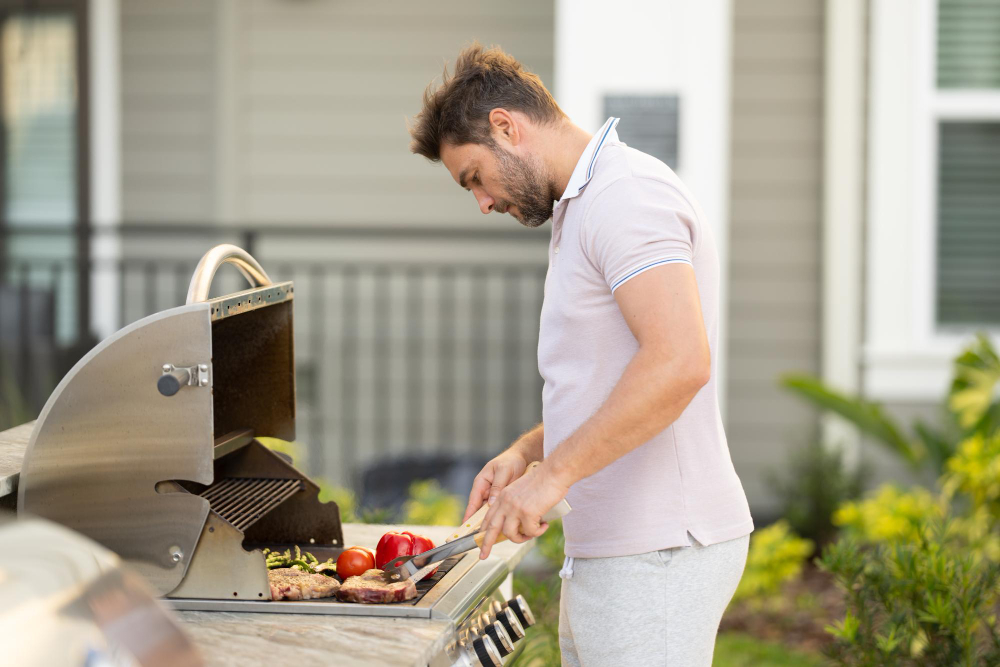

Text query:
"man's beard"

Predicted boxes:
[[489, 143, 557, 228]]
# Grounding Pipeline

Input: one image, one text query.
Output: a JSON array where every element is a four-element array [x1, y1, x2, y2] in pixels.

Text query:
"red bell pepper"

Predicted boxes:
[[402, 531, 438, 577], [375, 530, 439, 577], [375, 531, 413, 569]]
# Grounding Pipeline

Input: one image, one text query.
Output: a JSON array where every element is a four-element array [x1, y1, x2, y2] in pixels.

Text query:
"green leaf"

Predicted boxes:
[[948, 334, 1000, 434], [825, 610, 860, 642], [781, 374, 925, 467]]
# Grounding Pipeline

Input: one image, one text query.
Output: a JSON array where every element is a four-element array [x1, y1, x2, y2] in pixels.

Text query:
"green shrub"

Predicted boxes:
[[767, 440, 869, 549], [511, 519, 564, 667], [401, 479, 463, 526], [821, 437, 1000, 663], [782, 334, 1000, 476], [731, 520, 814, 608], [820, 521, 1000, 665], [833, 484, 945, 544]]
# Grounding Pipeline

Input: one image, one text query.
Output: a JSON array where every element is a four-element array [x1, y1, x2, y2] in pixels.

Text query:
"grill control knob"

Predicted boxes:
[[489, 599, 504, 618], [505, 594, 536, 629], [470, 635, 502, 667], [495, 606, 525, 641], [483, 621, 514, 658]]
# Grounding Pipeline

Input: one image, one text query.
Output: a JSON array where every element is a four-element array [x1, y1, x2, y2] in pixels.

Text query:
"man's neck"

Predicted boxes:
[[544, 120, 593, 200]]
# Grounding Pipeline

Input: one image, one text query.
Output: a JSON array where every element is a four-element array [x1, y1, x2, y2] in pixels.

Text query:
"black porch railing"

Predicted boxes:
[[0, 224, 549, 490]]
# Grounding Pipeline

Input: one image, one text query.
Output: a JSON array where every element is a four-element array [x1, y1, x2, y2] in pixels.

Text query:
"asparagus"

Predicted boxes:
[[263, 547, 334, 574]]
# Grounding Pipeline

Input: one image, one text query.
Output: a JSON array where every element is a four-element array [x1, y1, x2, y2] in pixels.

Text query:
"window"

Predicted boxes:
[[932, 0, 1000, 328], [864, 0, 1000, 399], [0, 3, 87, 345]]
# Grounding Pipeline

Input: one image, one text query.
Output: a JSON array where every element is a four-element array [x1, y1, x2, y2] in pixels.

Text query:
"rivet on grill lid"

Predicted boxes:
[[169, 545, 184, 563]]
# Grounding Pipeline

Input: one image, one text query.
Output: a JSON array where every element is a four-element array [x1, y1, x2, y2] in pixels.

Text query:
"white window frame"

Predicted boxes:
[[865, 0, 1000, 401]]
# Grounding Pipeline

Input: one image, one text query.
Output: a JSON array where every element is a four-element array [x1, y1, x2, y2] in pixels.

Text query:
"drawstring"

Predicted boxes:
[[558, 556, 575, 580]]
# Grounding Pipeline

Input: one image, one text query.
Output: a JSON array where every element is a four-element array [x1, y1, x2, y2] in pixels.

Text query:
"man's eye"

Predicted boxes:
[[473, 173, 480, 185]]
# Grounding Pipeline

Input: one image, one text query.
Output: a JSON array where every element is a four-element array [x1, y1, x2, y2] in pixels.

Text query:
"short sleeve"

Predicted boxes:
[[582, 177, 699, 293]]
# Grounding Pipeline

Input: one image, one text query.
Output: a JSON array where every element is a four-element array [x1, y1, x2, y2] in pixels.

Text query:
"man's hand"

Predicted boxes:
[[477, 461, 569, 559], [463, 449, 529, 522]]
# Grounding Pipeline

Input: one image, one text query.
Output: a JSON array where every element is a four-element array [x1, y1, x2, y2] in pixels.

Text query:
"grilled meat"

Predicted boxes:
[[337, 568, 417, 604], [268, 567, 341, 601]]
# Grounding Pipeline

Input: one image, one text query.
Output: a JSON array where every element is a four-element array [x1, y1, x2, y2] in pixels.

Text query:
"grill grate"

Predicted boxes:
[[201, 477, 304, 531]]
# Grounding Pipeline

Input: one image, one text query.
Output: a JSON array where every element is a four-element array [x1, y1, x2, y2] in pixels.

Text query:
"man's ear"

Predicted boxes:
[[488, 108, 520, 147]]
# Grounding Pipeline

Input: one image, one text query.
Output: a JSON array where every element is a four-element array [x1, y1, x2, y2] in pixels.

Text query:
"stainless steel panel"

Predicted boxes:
[[18, 304, 215, 595], [168, 511, 271, 601], [427, 557, 511, 624], [206, 282, 293, 322], [164, 597, 435, 618]]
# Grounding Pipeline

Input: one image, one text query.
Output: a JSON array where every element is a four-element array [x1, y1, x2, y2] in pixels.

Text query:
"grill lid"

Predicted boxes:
[[18, 245, 298, 595]]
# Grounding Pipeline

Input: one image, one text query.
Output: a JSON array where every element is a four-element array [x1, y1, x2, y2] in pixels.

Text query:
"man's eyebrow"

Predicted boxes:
[[458, 168, 470, 189]]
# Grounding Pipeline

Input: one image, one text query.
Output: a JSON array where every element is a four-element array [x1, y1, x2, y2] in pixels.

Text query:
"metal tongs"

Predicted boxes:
[[381, 497, 572, 584]]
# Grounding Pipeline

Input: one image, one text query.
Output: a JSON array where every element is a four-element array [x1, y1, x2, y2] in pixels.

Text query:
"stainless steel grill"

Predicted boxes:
[[16, 245, 535, 665], [200, 478, 304, 531]]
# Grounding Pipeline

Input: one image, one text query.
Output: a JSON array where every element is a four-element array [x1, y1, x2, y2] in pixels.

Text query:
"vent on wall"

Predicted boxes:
[[603, 94, 680, 169]]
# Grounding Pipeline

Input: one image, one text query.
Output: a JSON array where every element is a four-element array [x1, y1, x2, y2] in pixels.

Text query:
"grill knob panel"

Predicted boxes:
[[496, 606, 525, 641], [505, 594, 536, 629], [484, 621, 514, 657], [470, 635, 502, 667]]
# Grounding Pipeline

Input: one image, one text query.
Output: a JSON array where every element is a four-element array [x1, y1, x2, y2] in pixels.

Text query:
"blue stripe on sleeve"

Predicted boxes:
[[610, 258, 691, 292]]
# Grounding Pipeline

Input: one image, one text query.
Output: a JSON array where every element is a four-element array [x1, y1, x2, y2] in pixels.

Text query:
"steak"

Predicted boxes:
[[268, 567, 341, 601], [337, 568, 418, 604]]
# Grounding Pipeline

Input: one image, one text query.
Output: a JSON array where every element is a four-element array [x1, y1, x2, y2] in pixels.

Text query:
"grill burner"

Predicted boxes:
[[201, 478, 304, 531]]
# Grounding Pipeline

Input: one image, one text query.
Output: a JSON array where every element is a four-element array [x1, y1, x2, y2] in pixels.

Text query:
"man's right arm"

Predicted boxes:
[[463, 423, 544, 521]]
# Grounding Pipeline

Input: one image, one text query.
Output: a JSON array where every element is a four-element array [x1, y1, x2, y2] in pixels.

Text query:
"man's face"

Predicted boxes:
[[440, 140, 556, 228]]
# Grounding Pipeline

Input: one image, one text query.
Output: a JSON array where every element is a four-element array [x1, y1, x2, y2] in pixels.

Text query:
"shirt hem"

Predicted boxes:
[[563, 518, 755, 559]]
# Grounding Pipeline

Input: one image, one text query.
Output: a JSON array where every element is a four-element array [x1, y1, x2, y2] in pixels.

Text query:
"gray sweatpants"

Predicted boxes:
[[558, 533, 750, 666]]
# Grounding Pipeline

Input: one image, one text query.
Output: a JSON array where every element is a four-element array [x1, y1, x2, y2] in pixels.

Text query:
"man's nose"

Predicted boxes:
[[473, 189, 494, 214]]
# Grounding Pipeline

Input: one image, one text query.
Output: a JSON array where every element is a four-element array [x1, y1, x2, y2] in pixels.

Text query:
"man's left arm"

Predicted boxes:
[[478, 262, 710, 557]]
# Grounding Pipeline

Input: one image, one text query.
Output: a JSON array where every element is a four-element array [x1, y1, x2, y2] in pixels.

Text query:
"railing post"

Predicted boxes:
[[241, 230, 258, 257]]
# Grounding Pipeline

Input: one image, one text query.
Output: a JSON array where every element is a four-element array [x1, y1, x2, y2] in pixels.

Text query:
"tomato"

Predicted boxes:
[[337, 545, 375, 580], [402, 531, 438, 577], [375, 532, 414, 569]]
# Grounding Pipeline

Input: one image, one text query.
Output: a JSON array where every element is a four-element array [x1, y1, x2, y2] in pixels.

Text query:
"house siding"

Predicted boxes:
[[726, 0, 825, 517], [120, 0, 555, 232], [116, 1, 554, 488], [120, 0, 218, 223]]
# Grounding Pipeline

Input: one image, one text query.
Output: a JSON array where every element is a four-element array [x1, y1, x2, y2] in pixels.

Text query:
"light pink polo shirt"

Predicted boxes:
[[539, 117, 754, 558]]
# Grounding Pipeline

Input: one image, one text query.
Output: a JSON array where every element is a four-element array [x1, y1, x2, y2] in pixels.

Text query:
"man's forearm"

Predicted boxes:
[[509, 422, 544, 464], [543, 348, 707, 489]]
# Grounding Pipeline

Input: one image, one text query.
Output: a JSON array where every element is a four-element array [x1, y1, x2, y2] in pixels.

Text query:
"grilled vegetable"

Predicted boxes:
[[337, 546, 375, 579], [262, 547, 331, 574]]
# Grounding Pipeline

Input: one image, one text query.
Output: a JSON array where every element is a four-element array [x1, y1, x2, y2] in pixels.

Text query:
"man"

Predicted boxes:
[[409, 45, 754, 666]]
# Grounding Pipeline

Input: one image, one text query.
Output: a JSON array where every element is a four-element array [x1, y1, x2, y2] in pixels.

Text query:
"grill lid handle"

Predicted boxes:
[[186, 244, 273, 304]]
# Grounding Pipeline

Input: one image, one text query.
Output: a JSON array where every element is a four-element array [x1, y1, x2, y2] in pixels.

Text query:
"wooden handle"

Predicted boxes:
[[447, 504, 489, 543], [447, 462, 543, 543], [474, 530, 509, 548], [449, 461, 572, 544]]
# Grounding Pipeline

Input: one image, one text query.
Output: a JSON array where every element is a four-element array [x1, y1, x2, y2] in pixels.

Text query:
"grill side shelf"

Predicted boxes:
[[200, 477, 304, 531]]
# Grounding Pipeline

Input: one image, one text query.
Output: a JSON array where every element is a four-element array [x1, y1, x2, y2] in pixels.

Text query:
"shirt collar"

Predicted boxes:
[[557, 117, 620, 203]]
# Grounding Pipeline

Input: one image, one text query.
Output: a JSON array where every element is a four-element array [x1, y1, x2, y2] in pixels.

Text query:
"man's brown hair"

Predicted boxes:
[[409, 44, 564, 161]]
